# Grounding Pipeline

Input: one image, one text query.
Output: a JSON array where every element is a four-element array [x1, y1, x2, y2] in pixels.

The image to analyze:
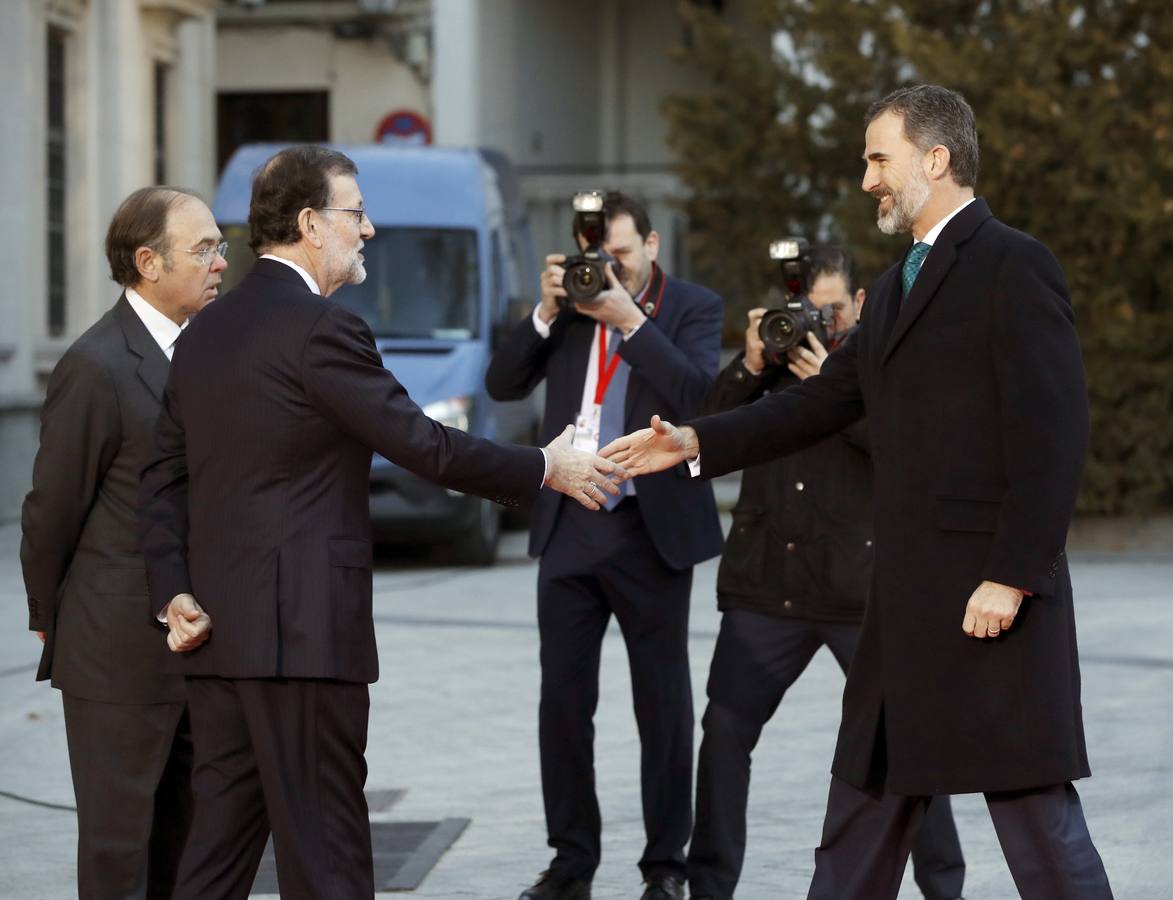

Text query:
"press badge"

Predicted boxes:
[[572, 406, 602, 454]]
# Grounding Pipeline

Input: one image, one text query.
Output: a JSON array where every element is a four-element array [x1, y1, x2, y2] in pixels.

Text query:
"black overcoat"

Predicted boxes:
[[692, 199, 1090, 794]]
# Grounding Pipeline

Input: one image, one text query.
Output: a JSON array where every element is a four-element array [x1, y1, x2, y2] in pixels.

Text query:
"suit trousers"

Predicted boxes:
[[62, 692, 193, 900], [688, 611, 964, 900], [536, 497, 694, 882], [173, 677, 372, 900], [808, 775, 1113, 899]]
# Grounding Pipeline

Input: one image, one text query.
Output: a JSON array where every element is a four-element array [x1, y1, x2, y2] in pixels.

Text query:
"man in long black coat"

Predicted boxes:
[[138, 145, 624, 899], [603, 85, 1113, 899]]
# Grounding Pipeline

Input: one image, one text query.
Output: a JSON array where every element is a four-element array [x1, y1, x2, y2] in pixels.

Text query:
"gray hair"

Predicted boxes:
[[866, 85, 980, 188]]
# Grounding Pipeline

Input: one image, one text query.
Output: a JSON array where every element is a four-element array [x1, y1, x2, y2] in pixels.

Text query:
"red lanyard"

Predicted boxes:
[[594, 324, 621, 405]]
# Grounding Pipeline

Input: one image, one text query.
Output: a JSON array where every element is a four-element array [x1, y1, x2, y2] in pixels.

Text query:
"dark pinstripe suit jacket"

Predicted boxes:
[[140, 258, 545, 684], [22, 295, 184, 703]]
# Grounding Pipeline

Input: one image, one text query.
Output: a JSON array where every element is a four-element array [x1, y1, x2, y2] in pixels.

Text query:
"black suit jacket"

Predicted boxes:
[[21, 295, 184, 704], [691, 199, 1090, 794], [139, 259, 545, 684], [485, 270, 724, 571]]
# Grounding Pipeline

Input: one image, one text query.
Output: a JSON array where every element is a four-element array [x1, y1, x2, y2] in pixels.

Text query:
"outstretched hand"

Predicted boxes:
[[599, 415, 699, 477], [544, 424, 629, 510]]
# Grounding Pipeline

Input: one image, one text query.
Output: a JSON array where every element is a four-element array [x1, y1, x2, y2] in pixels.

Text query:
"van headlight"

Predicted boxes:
[[423, 396, 472, 432]]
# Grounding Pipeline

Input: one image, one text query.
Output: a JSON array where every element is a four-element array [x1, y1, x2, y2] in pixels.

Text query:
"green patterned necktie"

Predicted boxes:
[[902, 241, 931, 297]]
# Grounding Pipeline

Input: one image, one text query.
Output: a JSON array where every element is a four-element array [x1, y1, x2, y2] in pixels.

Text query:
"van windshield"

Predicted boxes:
[[219, 225, 480, 339]]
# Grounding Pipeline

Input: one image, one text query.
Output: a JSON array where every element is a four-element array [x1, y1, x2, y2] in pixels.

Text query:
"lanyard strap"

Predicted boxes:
[[594, 324, 622, 406]]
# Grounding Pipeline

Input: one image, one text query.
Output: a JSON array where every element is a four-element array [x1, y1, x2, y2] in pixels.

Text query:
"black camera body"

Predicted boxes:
[[559, 191, 614, 307], [758, 237, 834, 366]]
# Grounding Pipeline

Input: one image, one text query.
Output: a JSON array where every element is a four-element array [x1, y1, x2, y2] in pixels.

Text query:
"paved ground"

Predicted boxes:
[[1, 510, 1170, 899]]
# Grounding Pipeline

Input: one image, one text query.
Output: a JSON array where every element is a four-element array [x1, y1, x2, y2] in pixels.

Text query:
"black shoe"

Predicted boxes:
[[518, 870, 591, 900], [640, 873, 685, 900]]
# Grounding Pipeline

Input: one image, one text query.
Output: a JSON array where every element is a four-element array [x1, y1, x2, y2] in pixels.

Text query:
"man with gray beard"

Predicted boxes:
[[603, 85, 1113, 899], [139, 145, 625, 899]]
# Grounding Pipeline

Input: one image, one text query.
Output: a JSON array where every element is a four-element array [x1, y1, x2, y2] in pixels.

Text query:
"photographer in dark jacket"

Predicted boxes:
[[687, 248, 966, 900]]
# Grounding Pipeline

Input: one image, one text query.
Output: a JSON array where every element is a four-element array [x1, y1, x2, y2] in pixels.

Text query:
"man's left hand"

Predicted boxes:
[[574, 263, 647, 335], [787, 332, 829, 381], [962, 581, 1024, 638], [165, 593, 213, 653]]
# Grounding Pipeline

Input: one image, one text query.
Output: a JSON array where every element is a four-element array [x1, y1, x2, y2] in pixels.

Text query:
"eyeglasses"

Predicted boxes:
[[318, 206, 368, 225], [180, 242, 228, 265]]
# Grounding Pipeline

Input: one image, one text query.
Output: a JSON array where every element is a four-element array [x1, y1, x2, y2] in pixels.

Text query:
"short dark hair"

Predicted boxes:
[[248, 145, 358, 253], [809, 245, 859, 295], [865, 85, 980, 187], [572, 190, 654, 244], [105, 186, 200, 287]]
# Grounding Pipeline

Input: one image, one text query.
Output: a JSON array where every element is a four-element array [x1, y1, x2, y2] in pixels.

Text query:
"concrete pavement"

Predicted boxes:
[[1, 515, 1170, 898]]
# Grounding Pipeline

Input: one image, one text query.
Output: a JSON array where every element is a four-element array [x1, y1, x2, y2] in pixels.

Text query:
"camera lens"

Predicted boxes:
[[564, 259, 604, 301], [759, 309, 804, 355]]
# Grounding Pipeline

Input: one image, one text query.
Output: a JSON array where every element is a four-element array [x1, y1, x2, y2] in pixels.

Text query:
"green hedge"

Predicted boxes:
[[663, 0, 1172, 513]]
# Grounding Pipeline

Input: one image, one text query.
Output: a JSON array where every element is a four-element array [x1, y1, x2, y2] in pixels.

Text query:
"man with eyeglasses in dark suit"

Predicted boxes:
[[21, 186, 226, 899]]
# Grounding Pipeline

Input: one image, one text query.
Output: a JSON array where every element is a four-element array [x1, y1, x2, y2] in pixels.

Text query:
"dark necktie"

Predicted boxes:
[[902, 241, 931, 297]]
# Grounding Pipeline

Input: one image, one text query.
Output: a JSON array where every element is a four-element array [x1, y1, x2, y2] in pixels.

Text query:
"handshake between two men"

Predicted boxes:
[[163, 424, 629, 654]]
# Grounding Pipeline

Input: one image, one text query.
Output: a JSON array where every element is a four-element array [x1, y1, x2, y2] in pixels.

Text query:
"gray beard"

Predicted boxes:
[[876, 174, 931, 235]]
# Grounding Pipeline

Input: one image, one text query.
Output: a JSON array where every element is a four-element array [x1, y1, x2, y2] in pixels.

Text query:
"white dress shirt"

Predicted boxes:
[[125, 287, 185, 360], [920, 197, 976, 248], [532, 282, 648, 427]]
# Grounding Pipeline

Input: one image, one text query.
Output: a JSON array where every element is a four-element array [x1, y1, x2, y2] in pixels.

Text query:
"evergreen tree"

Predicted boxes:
[[664, 0, 1172, 513]]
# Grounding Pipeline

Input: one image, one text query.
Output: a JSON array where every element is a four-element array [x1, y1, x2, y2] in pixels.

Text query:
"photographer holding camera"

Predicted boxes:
[[486, 191, 723, 900], [687, 247, 966, 900]]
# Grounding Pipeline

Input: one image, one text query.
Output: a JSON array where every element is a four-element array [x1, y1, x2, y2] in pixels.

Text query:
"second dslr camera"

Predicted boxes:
[[758, 237, 835, 366], [559, 191, 614, 307]]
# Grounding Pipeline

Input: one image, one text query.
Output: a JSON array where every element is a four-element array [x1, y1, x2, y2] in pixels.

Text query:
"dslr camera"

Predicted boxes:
[[559, 191, 614, 307], [758, 237, 835, 366]]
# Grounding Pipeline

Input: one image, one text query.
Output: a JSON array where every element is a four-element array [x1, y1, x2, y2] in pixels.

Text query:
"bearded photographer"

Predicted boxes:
[[687, 247, 965, 900], [486, 191, 723, 900]]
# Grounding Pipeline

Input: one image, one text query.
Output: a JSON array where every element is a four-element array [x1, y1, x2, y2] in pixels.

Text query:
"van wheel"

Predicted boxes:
[[452, 498, 501, 566]]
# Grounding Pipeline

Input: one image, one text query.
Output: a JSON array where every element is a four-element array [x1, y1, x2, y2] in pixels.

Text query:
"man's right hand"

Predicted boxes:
[[743, 307, 768, 375], [538, 254, 568, 324], [165, 593, 212, 653], [599, 415, 699, 477], [544, 424, 628, 510]]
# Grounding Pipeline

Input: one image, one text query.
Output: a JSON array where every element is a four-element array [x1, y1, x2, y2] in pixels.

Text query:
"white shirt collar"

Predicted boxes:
[[260, 253, 321, 295], [919, 197, 977, 247], [124, 287, 185, 360]]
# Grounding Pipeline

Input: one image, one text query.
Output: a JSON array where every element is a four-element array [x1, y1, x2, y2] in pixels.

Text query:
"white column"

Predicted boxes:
[[169, 14, 217, 199], [432, 0, 480, 146], [0, 0, 43, 395], [76, 0, 150, 328]]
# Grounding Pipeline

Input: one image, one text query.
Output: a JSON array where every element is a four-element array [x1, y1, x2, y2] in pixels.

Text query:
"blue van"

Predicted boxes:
[[213, 143, 540, 564]]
